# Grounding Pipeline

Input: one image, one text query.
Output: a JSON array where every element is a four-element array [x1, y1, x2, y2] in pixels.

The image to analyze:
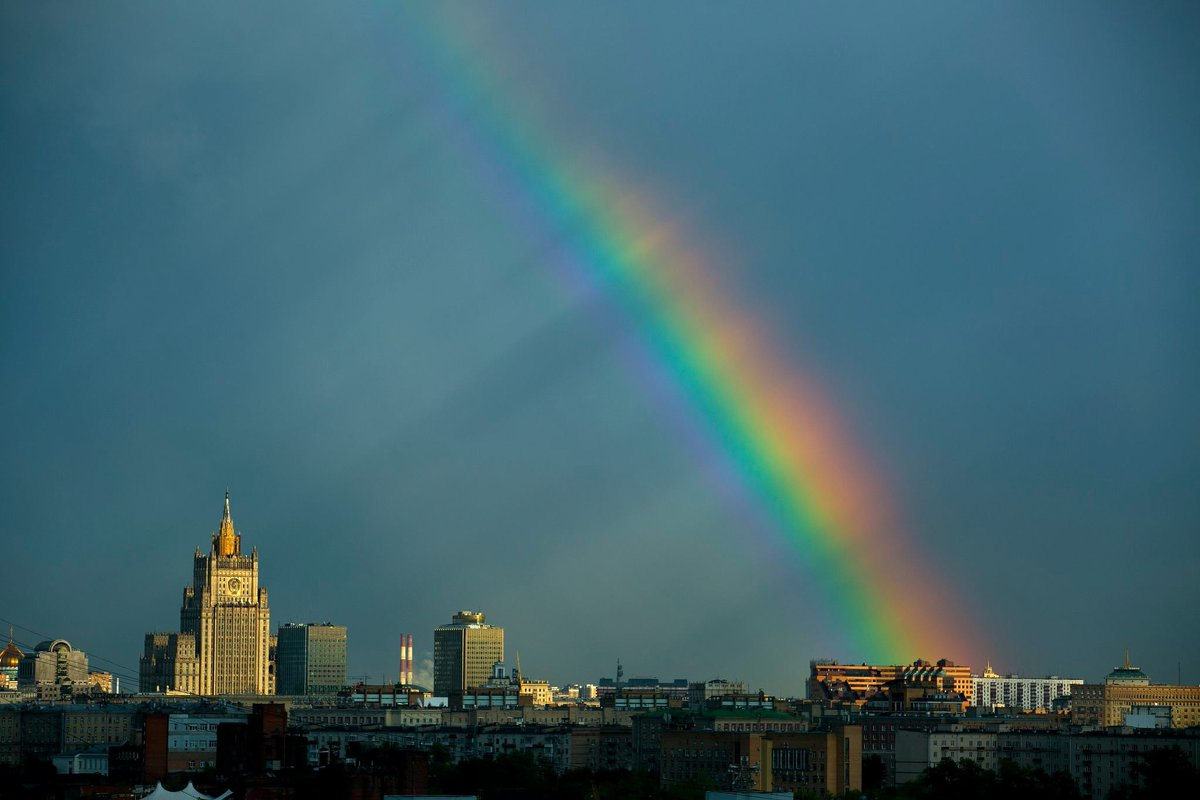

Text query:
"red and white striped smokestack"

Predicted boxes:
[[399, 633, 413, 685]]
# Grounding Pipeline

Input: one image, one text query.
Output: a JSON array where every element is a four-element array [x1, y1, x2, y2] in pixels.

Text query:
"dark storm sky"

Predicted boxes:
[[2, 1, 1197, 695]]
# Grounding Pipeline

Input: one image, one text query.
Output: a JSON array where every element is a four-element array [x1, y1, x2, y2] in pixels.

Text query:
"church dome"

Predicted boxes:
[[0, 629, 22, 668]]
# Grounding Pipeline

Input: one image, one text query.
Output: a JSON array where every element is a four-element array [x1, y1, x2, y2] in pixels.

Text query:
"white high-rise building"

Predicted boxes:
[[971, 662, 1081, 711]]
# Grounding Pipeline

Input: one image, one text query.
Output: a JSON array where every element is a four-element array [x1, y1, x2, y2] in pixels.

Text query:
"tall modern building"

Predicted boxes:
[[276, 622, 347, 695], [433, 610, 504, 698], [140, 493, 273, 695]]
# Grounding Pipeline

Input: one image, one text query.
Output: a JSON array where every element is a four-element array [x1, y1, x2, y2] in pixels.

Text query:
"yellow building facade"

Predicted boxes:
[[1070, 654, 1200, 729], [433, 611, 504, 698]]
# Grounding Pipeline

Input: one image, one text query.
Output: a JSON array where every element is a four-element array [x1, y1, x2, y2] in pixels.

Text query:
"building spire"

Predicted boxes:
[[216, 490, 240, 557], [1123, 648, 1132, 670]]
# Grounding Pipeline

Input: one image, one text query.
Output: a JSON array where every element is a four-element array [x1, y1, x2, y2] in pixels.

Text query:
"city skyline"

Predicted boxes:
[[2, 1, 1198, 696], [0, 491, 1187, 695]]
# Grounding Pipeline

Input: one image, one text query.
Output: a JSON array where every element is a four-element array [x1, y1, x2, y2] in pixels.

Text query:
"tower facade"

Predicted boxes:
[[433, 611, 504, 698], [276, 622, 347, 695], [178, 493, 273, 695]]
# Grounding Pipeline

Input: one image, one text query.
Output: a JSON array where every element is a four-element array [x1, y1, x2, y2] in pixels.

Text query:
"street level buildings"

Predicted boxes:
[[276, 622, 347, 696], [660, 726, 863, 795], [894, 726, 1200, 800]]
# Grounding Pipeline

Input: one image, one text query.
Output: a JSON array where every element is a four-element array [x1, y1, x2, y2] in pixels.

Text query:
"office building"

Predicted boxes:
[[17, 639, 88, 696], [433, 610, 504, 698], [276, 622, 347, 695]]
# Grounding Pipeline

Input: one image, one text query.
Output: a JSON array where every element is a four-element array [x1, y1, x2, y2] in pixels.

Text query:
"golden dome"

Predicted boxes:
[[0, 628, 22, 668]]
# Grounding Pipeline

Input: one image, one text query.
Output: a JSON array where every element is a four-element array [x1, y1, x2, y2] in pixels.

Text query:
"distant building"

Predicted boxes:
[[660, 726, 862, 794], [276, 622, 347, 695], [0, 629, 22, 691], [510, 656, 552, 708], [1070, 652, 1200, 729], [462, 685, 520, 709], [598, 676, 690, 704], [0, 703, 142, 767], [1124, 704, 1172, 729], [689, 678, 748, 708], [86, 671, 115, 694], [17, 639, 88, 697], [970, 662, 1082, 711], [691, 676, 744, 705], [433, 611, 504, 698], [166, 708, 248, 772], [895, 725, 1200, 800], [142, 493, 274, 695], [140, 633, 200, 695], [808, 658, 972, 704], [602, 687, 680, 710], [52, 744, 111, 776], [343, 683, 432, 707], [569, 726, 633, 772]]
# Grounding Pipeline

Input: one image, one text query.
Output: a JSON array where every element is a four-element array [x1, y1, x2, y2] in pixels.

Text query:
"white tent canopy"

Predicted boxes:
[[142, 781, 232, 800]]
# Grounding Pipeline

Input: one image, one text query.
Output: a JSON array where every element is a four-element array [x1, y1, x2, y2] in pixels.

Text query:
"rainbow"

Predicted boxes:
[[390, 7, 978, 663]]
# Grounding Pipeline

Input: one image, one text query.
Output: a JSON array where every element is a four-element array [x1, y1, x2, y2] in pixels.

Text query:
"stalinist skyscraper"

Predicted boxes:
[[141, 493, 274, 695], [182, 493, 273, 695]]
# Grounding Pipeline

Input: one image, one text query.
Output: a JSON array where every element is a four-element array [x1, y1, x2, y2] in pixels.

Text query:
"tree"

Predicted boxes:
[[1107, 747, 1200, 800]]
